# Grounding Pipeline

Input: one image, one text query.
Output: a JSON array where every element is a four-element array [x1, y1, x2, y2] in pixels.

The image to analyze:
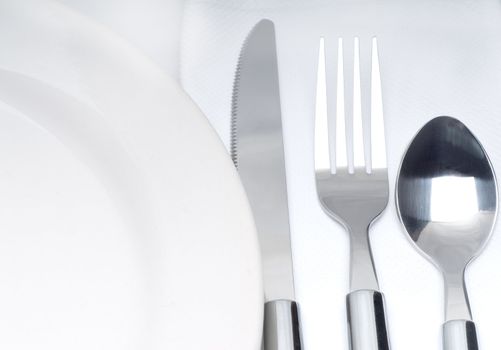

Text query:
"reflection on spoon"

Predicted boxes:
[[396, 116, 497, 350]]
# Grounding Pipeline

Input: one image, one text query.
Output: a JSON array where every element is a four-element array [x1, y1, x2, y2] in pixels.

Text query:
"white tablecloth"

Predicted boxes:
[[54, 1, 501, 348], [180, 1, 501, 349], [57, 0, 185, 78]]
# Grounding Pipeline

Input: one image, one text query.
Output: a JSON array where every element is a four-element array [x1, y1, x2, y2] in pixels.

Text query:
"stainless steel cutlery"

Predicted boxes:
[[231, 19, 497, 350], [230, 19, 302, 350], [315, 37, 390, 350], [396, 116, 498, 350]]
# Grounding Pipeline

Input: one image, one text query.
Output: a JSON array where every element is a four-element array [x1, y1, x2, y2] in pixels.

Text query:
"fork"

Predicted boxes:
[[315, 37, 391, 350]]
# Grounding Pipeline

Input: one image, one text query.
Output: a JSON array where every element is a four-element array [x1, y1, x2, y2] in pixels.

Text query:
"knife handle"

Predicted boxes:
[[443, 320, 479, 350], [346, 290, 390, 350], [264, 300, 302, 350]]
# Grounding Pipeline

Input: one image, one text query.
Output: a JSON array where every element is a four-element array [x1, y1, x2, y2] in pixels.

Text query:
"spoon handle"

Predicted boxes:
[[346, 290, 390, 350], [443, 320, 479, 350]]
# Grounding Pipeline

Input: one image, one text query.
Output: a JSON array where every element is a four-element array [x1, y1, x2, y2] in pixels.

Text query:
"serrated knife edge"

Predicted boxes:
[[231, 19, 295, 301]]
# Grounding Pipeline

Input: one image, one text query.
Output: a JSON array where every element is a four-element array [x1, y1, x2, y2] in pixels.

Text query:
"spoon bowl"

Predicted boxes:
[[396, 116, 498, 350]]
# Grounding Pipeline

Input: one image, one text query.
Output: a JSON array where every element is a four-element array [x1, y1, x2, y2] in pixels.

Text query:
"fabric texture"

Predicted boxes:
[[181, 1, 501, 349]]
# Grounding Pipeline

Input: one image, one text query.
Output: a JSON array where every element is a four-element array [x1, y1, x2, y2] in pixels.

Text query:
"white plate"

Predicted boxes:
[[0, 1, 262, 349]]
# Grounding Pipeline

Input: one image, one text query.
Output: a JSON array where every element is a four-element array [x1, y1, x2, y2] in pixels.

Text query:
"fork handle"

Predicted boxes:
[[346, 290, 390, 350], [443, 320, 479, 350]]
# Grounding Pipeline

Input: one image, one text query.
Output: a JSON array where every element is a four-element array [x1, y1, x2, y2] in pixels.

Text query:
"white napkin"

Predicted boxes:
[[181, 1, 501, 349]]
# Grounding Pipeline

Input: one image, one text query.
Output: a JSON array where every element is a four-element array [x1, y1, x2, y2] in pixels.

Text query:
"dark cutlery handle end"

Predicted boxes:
[[264, 300, 302, 350], [443, 320, 479, 350], [347, 290, 391, 350]]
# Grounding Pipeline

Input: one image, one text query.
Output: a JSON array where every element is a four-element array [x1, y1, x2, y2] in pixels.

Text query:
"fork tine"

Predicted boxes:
[[370, 38, 387, 171], [326, 37, 339, 173], [315, 38, 330, 171], [359, 37, 372, 173], [353, 37, 365, 170], [342, 38, 355, 173], [336, 38, 348, 172]]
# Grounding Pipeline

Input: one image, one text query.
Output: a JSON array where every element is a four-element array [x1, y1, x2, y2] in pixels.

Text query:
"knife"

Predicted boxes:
[[230, 19, 302, 350]]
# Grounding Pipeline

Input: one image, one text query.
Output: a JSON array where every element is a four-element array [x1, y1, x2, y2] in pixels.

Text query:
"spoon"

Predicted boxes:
[[396, 116, 498, 350]]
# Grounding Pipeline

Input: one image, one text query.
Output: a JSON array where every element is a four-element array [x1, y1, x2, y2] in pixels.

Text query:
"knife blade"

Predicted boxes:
[[231, 19, 302, 350]]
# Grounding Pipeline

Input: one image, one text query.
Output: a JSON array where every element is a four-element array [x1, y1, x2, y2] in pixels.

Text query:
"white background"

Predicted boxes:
[[180, 1, 501, 349], [56, 1, 501, 349], [58, 0, 184, 78]]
